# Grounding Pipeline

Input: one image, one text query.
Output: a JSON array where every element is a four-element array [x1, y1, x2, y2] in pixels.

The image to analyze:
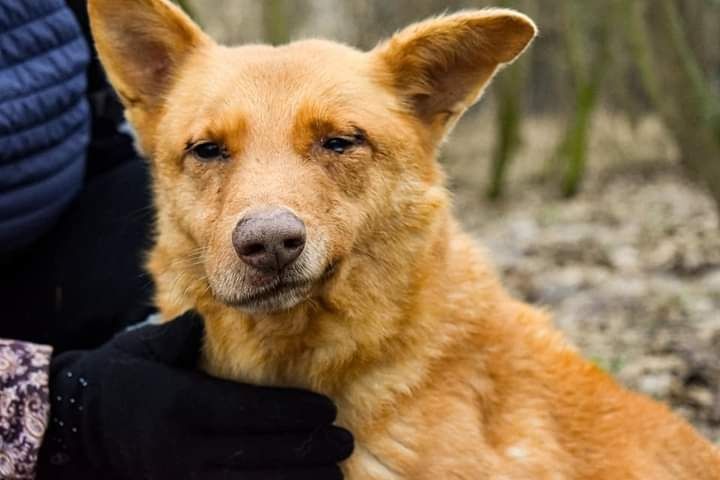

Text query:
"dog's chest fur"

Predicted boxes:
[[195, 264, 577, 479]]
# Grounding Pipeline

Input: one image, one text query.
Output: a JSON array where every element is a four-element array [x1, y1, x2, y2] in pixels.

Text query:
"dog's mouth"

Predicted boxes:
[[223, 262, 338, 312]]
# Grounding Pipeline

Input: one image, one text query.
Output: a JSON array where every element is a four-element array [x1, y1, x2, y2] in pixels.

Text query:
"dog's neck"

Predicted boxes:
[[151, 207, 506, 428]]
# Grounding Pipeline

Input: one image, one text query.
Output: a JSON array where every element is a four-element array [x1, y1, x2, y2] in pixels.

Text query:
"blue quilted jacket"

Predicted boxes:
[[0, 0, 90, 254]]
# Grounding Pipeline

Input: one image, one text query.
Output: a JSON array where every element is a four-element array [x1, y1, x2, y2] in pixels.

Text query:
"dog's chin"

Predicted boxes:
[[225, 280, 313, 313], [213, 263, 338, 314]]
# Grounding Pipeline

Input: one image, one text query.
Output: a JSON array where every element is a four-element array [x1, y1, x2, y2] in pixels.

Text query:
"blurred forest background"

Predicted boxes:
[[178, 0, 720, 441]]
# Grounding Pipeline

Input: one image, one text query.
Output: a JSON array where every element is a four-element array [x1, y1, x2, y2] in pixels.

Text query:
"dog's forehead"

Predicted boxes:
[[197, 40, 373, 106], [237, 39, 366, 67], [171, 40, 393, 140]]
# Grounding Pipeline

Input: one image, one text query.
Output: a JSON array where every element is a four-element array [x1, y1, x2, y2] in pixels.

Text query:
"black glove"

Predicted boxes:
[[37, 311, 353, 479]]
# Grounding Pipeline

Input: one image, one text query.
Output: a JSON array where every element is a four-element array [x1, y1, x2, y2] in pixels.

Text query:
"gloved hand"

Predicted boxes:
[[37, 311, 353, 479]]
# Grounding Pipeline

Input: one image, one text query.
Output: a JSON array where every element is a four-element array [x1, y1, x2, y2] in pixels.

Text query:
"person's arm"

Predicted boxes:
[[0, 340, 52, 480], [37, 311, 352, 479], [65, 0, 141, 178]]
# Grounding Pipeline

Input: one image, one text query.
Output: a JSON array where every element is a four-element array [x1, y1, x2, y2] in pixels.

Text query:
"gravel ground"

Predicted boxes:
[[447, 110, 720, 443]]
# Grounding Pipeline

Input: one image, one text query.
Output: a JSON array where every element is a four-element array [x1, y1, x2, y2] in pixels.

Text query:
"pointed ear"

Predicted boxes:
[[372, 9, 536, 140], [88, 0, 211, 109]]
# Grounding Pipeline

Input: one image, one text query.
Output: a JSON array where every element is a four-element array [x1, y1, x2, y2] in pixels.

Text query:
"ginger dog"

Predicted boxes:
[[89, 0, 720, 478]]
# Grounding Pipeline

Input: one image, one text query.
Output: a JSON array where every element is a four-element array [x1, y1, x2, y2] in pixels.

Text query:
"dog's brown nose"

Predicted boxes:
[[232, 209, 306, 272]]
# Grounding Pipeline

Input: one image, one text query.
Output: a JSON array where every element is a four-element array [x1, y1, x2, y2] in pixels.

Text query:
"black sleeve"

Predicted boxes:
[[65, 0, 141, 179]]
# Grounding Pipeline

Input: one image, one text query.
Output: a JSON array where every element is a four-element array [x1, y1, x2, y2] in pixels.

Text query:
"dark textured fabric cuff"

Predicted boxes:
[[0, 340, 52, 480]]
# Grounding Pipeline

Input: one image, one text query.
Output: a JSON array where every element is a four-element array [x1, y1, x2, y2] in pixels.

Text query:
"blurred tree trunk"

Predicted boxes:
[[487, 0, 535, 200], [550, 1, 613, 198], [488, 62, 528, 199], [263, 0, 291, 45], [627, 0, 720, 211]]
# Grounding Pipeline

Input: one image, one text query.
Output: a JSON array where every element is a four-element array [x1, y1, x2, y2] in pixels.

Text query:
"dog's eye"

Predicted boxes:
[[191, 142, 224, 161], [322, 135, 363, 154]]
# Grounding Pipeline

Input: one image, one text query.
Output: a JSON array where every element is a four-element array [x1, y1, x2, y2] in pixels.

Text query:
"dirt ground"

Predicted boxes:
[[445, 109, 720, 443]]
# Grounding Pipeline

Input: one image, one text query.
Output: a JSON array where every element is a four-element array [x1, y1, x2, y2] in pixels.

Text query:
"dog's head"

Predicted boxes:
[[89, 0, 535, 315]]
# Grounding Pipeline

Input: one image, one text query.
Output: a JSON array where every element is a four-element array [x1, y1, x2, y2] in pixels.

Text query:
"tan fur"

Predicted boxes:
[[89, 1, 720, 478]]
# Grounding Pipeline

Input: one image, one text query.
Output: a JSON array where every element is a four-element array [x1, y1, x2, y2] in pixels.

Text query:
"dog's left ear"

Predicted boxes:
[[372, 9, 536, 141], [88, 0, 211, 110], [89, 0, 212, 155]]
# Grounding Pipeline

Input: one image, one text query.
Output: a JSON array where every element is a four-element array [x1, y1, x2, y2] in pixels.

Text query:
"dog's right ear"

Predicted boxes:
[[371, 10, 536, 144], [88, 0, 210, 110]]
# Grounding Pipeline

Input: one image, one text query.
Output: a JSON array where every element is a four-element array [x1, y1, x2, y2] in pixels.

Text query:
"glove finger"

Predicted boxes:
[[115, 310, 204, 367], [207, 426, 354, 469], [201, 465, 343, 480], [175, 382, 338, 433]]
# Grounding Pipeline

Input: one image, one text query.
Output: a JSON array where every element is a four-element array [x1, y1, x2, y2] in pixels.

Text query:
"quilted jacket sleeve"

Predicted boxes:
[[0, 0, 91, 255], [0, 340, 52, 480]]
